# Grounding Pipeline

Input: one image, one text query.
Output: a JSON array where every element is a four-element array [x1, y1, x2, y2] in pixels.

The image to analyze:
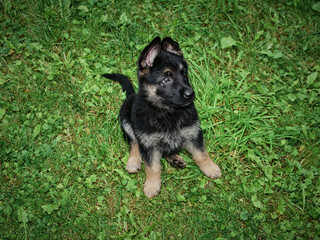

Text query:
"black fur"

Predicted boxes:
[[102, 74, 135, 98]]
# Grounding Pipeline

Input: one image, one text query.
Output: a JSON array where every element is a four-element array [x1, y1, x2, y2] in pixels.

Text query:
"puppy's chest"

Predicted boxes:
[[137, 124, 199, 150]]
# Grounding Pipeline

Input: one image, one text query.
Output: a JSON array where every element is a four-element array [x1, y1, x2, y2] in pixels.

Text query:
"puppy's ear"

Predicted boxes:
[[138, 37, 161, 69], [161, 37, 183, 57]]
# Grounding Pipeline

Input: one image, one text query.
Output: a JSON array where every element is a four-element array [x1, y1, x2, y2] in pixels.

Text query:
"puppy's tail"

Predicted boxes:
[[102, 73, 135, 98]]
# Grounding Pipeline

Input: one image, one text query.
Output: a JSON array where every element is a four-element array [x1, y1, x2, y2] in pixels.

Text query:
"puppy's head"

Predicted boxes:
[[138, 37, 195, 109]]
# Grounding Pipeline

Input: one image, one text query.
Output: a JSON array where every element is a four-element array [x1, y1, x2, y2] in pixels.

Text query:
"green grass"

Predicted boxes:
[[1, 0, 320, 239]]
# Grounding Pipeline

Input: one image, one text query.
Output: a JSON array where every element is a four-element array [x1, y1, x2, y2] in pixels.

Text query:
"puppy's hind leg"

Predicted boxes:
[[165, 154, 186, 169], [126, 141, 142, 173]]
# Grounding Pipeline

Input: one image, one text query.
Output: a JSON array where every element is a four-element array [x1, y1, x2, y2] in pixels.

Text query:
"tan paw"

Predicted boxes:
[[143, 180, 161, 198], [126, 157, 141, 173], [200, 161, 222, 179]]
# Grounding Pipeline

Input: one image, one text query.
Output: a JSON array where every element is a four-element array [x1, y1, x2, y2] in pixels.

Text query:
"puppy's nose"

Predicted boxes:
[[183, 88, 194, 100]]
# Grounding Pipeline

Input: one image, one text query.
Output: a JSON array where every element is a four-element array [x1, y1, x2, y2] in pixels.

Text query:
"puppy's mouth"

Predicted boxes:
[[168, 91, 195, 108], [175, 102, 193, 108], [176, 91, 195, 107], [168, 97, 195, 108]]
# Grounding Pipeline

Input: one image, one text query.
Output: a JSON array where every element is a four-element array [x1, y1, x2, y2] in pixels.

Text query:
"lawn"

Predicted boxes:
[[1, 0, 319, 239]]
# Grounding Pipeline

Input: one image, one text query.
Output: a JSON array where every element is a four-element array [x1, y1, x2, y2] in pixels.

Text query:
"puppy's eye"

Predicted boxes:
[[162, 77, 171, 84]]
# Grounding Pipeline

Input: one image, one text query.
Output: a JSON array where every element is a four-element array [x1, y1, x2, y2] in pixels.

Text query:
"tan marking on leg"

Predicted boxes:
[[126, 141, 142, 173], [187, 144, 221, 179], [144, 151, 162, 198]]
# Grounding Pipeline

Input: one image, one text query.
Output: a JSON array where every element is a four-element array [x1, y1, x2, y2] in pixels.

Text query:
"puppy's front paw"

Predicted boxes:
[[126, 157, 142, 173], [199, 161, 222, 179], [143, 180, 161, 198]]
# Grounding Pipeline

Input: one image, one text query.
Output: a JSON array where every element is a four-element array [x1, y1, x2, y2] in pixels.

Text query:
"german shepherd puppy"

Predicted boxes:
[[103, 37, 221, 198]]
